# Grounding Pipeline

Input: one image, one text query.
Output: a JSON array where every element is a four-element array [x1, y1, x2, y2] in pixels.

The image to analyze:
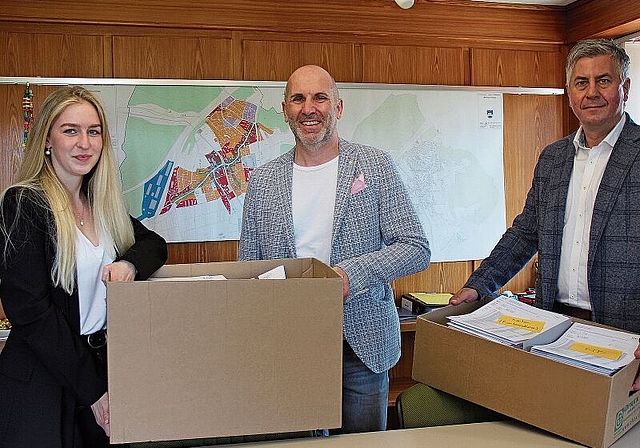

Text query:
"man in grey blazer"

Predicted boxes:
[[450, 39, 640, 388], [239, 65, 430, 433]]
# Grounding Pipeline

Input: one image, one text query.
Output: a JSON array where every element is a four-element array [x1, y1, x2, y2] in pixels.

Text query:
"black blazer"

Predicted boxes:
[[0, 186, 167, 447]]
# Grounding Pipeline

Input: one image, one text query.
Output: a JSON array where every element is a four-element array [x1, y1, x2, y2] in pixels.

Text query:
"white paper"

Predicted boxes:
[[530, 322, 639, 375], [257, 265, 286, 279], [447, 295, 572, 348], [147, 275, 228, 281]]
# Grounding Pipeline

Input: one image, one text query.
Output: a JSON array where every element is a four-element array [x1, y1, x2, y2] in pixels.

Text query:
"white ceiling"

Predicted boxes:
[[466, 0, 578, 5]]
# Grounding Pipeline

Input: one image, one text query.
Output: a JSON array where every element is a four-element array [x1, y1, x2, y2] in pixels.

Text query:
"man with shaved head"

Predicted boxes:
[[240, 65, 430, 433]]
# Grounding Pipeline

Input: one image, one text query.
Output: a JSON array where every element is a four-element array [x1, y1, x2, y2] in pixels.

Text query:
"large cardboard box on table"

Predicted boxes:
[[412, 301, 640, 448], [106, 258, 343, 444]]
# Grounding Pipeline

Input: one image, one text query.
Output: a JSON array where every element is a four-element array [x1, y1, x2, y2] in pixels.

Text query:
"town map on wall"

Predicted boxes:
[[89, 83, 505, 262]]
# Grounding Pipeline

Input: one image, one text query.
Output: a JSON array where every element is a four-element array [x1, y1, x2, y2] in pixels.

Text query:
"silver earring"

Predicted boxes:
[[45, 147, 51, 156]]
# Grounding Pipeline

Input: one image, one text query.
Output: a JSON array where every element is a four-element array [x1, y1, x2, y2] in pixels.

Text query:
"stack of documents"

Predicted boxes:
[[447, 295, 572, 349], [530, 322, 638, 375], [405, 292, 452, 306], [401, 292, 452, 315], [397, 306, 418, 323]]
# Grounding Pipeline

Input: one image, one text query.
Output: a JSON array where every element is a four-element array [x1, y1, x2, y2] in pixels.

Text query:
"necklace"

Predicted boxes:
[[75, 203, 85, 227]]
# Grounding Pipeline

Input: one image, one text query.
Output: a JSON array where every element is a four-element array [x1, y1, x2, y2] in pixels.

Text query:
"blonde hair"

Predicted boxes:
[[1, 86, 134, 294]]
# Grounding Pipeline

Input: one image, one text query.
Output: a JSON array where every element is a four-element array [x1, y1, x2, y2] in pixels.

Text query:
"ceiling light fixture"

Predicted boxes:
[[394, 0, 415, 9]]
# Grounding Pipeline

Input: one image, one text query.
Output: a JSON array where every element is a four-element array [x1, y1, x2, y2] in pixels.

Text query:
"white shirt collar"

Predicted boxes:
[[572, 114, 627, 152]]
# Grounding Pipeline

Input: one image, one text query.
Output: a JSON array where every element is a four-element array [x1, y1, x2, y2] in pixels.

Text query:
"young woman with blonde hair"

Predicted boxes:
[[0, 86, 167, 448]]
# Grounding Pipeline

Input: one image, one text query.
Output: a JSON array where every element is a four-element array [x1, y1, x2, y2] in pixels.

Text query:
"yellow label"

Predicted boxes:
[[496, 315, 545, 333], [569, 342, 623, 361]]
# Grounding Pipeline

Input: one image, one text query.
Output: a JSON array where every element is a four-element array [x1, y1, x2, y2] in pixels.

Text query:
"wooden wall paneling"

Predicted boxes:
[[103, 35, 114, 77], [392, 261, 475, 301], [112, 35, 235, 79], [566, 0, 640, 43], [503, 95, 565, 210], [0, 1, 566, 46], [241, 40, 362, 82], [361, 45, 467, 85], [0, 84, 69, 192], [389, 330, 417, 380], [0, 31, 105, 77], [230, 31, 244, 81], [498, 94, 565, 294], [0, 86, 25, 192], [470, 47, 565, 88], [167, 241, 239, 264]]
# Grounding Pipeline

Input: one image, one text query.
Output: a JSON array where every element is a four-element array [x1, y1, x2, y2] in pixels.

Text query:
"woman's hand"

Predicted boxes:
[[102, 260, 137, 282], [91, 392, 110, 437]]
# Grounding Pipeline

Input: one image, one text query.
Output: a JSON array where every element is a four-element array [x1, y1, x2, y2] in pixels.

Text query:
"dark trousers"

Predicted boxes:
[[77, 342, 110, 448]]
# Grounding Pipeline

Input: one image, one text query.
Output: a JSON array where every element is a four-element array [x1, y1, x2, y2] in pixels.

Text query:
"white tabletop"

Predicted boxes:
[[211, 420, 640, 448]]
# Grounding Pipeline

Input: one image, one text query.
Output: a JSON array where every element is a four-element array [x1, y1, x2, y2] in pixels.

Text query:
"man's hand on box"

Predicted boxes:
[[632, 344, 640, 391], [333, 267, 350, 302], [449, 287, 480, 306]]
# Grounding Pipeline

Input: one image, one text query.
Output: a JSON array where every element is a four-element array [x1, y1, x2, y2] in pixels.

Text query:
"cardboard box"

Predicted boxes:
[[412, 301, 640, 448], [106, 258, 343, 444]]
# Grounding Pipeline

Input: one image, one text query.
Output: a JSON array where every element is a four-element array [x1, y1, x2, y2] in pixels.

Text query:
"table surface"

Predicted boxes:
[[210, 420, 640, 448]]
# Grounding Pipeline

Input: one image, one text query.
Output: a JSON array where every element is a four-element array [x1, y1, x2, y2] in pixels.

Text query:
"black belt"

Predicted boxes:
[[553, 302, 592, 320], [86, 329, 107, 349]]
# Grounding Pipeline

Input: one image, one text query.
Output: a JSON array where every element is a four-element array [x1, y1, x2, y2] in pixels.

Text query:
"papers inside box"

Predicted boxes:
[[412, 302, 640, 448]]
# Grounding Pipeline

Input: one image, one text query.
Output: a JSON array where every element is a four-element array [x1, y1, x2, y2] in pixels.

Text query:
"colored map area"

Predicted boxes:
[[92, 84, 292, 242], [160, 97, 273, 215]]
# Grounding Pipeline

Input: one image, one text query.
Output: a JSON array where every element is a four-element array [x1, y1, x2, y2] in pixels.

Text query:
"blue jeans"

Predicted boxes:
[[335, 340, 389, 434]]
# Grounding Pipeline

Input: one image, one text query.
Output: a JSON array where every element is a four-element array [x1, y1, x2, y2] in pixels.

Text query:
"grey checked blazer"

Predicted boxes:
[[240, 138, 431, 373], [466, 114, 640, 333]]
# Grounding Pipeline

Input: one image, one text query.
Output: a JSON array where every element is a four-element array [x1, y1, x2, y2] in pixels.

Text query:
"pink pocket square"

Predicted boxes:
[[350, 173, 367, 195]]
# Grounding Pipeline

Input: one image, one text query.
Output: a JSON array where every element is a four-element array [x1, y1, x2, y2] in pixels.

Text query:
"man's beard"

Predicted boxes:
[[290, 114, 337, 151]]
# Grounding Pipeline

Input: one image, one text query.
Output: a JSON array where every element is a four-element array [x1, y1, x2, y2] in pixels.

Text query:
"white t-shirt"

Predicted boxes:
[[76, 229, 115, 335], [292, 157, 339, 264]]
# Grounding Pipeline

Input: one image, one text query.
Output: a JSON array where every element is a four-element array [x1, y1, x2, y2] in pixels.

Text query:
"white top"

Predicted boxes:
[[557, 115, 626, 310], [292, 157, 339, 265], [76, 229, 115, 335]]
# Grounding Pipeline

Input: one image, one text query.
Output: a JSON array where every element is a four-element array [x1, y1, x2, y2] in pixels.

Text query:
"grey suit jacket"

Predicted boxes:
[[240, 138, 431, 373], [465, 114, 640, 333]]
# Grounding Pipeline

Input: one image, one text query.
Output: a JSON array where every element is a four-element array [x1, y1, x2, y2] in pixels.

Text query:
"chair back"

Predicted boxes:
[[396, 383, 505, 429]]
